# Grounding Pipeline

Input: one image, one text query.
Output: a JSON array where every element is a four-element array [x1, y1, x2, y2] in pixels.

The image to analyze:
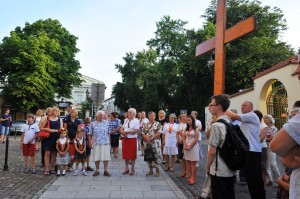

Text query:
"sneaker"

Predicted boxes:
[[73, 170, 78, 176], [31, 168, 36, 174], [61, 170, 66, 176], [82, 170, 88, 176], [24, 167, 29, 173], [56, 170, 61, 176]]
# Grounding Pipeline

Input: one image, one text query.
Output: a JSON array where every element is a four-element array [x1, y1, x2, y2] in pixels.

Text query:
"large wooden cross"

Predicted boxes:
[[196, 0, 256, 95]]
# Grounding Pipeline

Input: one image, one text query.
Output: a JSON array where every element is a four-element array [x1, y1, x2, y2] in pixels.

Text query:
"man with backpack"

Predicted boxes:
[[227, 101, 266, 199], [206, 94, 236, 199]]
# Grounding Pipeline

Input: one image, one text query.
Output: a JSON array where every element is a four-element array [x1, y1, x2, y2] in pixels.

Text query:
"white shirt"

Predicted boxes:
[[58, 137, 67, 145], [74, 137, 84, 145], [195, 119, 202, 141], [21, 123, 40, 144], [139, 118, 149, 129], [123, 118, 139, 138], [283, 112, 300, 198], [163, 123, 179, 147], [260, 123, 268, 148], [239, 112, 262, 152]]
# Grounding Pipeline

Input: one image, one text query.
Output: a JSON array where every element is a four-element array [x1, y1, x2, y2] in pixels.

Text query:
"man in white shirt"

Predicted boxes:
[[227, 101, 266, 199]]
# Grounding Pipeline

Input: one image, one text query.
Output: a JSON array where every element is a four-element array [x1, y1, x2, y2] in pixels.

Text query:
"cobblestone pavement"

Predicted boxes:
[[162, 138, 284, 199], [0, 135, 57, 199]]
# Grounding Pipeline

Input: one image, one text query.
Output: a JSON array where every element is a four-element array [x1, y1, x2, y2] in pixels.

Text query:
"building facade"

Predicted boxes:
[[205, 57, 300, 129], [56, 75, 105, 112], [103, 96, 121, 115]]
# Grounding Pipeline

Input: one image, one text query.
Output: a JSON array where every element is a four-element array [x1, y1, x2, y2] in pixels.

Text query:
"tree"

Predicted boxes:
[[0, 19, 82, 112], [113, 0, 295, 118]]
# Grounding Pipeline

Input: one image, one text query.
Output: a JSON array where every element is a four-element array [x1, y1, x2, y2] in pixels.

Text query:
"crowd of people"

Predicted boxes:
[[3, 96, 299, 199], [200, 95, 300, 199]]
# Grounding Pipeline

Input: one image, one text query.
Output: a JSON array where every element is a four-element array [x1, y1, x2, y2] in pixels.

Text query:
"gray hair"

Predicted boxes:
[[191, 111, 198, 117], [96, 110, 105, 116], [128, 108, 137, 116]]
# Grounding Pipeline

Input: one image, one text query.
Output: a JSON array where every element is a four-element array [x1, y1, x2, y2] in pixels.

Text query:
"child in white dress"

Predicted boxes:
[[56, 128, 70, 176]]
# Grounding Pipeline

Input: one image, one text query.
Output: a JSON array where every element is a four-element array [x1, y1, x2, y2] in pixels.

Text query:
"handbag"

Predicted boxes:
[[143, 122, 155, 161], [144, 145, 155, 161], [38, 117, 50, 139]]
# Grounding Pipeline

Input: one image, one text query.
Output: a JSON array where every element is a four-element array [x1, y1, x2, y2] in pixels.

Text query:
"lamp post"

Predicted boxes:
[[3, 136, 9, 171]]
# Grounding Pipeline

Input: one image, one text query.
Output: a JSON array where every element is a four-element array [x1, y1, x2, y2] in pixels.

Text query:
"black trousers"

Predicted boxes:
[[210, 174, 235, 199], [244, 151, 266, 199]]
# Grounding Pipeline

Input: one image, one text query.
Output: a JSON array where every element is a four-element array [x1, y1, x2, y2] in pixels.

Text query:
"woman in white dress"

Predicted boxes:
[[162, 114, 178, 172], [182, 115, 199, 185]]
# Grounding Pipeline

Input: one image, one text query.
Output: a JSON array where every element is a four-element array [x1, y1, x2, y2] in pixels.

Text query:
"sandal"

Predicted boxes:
[[177, 173, 186, 178], [93, 171, 100, 176], [164, 167, 169, 171], [44, 170, 50, 176], [122, 169, 129, 175], [188, 178, 196, 185], [169, 168, 174, 172], [24, 167, 29, 173], [129, 169, 135, 176], [50, 170, 57, 174]]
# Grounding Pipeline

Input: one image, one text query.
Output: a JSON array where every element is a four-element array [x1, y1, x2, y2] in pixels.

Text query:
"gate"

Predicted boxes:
[[266, 81, 288, 129]]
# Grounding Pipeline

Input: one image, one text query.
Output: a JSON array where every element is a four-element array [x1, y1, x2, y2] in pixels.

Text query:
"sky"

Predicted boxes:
[[0, 0, 299, 99]]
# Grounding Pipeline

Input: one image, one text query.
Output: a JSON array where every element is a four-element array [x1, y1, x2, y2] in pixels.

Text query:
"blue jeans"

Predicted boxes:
[[1, 126, 10, 135]]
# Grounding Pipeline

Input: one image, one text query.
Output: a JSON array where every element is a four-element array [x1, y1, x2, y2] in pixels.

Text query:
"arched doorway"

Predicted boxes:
[[266, 80, 288, 129]]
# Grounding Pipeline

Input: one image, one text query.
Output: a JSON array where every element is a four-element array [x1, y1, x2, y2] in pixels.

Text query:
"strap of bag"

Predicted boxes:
[[144, 122, 154, 135], [45, 117, 50, 129]]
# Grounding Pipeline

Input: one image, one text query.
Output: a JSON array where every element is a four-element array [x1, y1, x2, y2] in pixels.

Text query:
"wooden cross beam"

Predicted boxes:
[[195, 0, 256, 95]]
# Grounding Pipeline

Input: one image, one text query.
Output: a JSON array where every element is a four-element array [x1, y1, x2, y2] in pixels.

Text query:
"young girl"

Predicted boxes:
[[182, 115, 200, 185], [56, 128, 70, 176], [74, 129, 87, 176]]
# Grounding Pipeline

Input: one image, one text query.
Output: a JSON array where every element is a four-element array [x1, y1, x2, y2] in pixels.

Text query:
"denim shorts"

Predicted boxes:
[[1, 127, 10, 135]]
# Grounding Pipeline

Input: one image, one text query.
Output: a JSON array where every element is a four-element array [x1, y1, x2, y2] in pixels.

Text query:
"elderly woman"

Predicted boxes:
[[109, 112, 121, 158], [40, 107, 63, 175], [119, 108, 139, 175], [162, 113, 178, 172], [263, 114, 280, 185], [88, 110, 111, 177], [63, 109, 81, 172], [141, 111, 162, 177]]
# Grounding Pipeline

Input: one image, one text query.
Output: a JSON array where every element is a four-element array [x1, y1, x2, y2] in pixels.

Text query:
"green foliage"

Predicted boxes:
[[113, 0, 295, 119], [0, 19, 82, 112]]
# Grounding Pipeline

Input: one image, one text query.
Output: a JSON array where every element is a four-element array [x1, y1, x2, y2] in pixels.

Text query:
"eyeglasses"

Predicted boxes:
[[208, 104, 218, 107]]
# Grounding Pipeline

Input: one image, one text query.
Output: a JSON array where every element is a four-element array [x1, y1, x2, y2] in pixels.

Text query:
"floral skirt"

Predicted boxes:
[[56, 152, 70, 165]]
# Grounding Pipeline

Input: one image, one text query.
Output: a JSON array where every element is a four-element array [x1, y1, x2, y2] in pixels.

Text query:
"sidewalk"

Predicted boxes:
[[39, 145, 187, 199]]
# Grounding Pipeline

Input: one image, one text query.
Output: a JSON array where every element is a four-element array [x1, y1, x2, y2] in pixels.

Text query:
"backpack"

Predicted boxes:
[[215, 119, 249, 171]]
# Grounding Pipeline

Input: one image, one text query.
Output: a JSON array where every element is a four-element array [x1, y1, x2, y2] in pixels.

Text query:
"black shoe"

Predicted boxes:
[[86, 166, 94, 171]]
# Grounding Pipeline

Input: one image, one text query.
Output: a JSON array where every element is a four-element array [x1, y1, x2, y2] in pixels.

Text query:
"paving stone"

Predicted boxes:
[[150, 185, 172, 191]]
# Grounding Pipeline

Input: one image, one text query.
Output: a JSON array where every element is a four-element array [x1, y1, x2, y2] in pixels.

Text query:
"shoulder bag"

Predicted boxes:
[[38, 117, 51, 139], [144, 123, 156, 161]]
